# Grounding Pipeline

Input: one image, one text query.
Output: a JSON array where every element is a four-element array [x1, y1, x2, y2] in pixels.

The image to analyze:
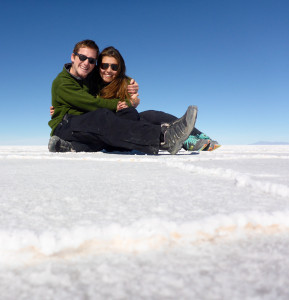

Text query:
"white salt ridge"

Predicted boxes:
[[166, 161, 289, 198], [1, 211, 289, 265]]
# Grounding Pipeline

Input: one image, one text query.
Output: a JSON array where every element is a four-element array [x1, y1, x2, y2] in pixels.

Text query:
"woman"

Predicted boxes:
[[95, 46, 141, 117], [95, 46, 220, 151]]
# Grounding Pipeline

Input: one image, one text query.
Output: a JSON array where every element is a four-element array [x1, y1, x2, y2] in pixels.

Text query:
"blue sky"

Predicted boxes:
[[0, 0, 288, 145]]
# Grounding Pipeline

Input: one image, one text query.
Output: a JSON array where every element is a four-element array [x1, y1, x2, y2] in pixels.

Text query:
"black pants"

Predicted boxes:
[[54, 108, 161, 154], [107, 108, 202, 136], [139, 110, 202, 136]]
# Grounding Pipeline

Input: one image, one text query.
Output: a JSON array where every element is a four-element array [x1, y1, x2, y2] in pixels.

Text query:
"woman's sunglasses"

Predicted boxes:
[[74, 52, 96, 64], [100, 63, 119, 71]]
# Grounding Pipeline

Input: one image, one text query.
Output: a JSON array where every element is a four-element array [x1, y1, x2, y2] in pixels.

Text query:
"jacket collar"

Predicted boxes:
[[64, 63, 83, 81]]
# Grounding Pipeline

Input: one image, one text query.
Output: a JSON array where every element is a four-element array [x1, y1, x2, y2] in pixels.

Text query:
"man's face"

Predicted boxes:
[[70, 47, 97, 79]]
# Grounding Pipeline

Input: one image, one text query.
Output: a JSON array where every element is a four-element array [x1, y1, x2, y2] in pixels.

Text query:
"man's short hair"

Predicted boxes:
[[73, 40, 99, 57]]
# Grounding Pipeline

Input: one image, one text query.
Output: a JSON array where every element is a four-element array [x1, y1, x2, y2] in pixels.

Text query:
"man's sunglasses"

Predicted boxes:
[[100, 63, 119, 71], [74, 52, 96, 64]]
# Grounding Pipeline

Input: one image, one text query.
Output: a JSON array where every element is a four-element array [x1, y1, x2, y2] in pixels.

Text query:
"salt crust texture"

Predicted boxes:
[[0, 145, 289, 299]]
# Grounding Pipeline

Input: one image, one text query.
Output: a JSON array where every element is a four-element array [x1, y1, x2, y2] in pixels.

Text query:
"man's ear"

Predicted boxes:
[[71, 53, 75, 64]]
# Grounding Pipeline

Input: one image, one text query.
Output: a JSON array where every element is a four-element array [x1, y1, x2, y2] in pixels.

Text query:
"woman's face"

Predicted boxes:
[[99, 56, 119, 83]]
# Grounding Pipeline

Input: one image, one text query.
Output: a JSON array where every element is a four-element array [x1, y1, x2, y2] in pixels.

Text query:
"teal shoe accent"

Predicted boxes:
[[183, 135, 210, 151], [197, 133, 211, 139], [183, 135, 198, 150]]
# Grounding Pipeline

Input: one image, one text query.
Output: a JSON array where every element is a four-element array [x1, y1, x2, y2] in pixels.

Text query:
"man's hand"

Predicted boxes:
[[50, 106, 55, 116], [130, 93, 140, 108], [127, 79, 139, 94]]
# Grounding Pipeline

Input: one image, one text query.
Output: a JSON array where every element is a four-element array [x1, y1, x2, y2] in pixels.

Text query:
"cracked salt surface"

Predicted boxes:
[[0, 145, 289, 299]]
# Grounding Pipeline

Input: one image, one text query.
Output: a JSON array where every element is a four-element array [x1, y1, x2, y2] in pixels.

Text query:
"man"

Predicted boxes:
[[48, 39, 198, 155]]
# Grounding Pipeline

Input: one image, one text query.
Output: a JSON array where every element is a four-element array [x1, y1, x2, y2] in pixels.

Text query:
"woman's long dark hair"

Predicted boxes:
[[96, 46, 130, 100]]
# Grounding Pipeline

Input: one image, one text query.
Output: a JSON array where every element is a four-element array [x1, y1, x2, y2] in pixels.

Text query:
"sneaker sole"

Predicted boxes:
[[169, 106, 198, 155], [203, 144, 221, 151], [207, 144, 221, 151]]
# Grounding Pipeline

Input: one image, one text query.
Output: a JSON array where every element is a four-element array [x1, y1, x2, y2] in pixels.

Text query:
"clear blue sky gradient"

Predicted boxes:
[[1, 0, 288, 145]]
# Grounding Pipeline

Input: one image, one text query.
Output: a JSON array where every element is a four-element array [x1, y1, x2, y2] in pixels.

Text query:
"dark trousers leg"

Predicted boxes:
[[140, 110, 177, 124], [56, 108, 161, 154], [105, 107, 141, 152], [54, 117, 105, 152], [139, 110, 202, 136], [116, 107, 140, 121]]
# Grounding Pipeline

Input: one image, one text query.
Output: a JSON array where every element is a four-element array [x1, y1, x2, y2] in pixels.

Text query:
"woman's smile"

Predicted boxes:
[[99, 56, 118, 83]]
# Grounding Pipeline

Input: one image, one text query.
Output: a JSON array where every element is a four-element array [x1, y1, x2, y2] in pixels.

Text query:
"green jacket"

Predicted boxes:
[[48, 64, 127, 135]]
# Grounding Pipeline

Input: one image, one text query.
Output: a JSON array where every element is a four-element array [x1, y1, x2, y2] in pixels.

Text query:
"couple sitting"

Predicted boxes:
[[48, 39, 220, 155]]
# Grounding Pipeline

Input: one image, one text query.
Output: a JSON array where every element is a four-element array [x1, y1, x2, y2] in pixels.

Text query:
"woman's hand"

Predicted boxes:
[[130, 93, 140, 108], [117, 101, 129, 111], [50, 106, 55, 116], [127, 79, 139, 94]]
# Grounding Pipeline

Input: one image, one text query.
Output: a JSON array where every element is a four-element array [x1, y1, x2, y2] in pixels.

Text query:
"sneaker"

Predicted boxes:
[[48, 136, 75, 152], [183, 135, 210, 151], [195, 133, 221, 151], [161, 106, 198, 154], [202, 140, 221, 151]]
